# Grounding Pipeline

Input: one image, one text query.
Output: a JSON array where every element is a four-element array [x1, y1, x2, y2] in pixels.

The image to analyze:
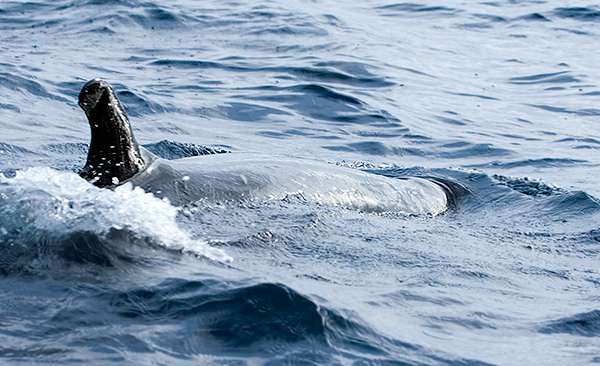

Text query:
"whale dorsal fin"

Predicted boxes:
[[79, 79, 146, 187]]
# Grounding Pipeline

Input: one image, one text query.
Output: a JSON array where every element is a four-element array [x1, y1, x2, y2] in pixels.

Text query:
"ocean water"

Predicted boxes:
[[1, 0, 600, 364]]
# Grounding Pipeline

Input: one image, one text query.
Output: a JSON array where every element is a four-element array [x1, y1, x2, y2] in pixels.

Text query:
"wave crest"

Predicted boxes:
[[0, 167, 230, 263]]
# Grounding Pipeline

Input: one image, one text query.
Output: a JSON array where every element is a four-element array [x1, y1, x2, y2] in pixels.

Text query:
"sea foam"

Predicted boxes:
[[0, 167, 231, 261]]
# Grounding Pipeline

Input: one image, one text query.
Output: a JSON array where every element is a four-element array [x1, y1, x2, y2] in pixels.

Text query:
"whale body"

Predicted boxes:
[[78, 78, 449, 214]]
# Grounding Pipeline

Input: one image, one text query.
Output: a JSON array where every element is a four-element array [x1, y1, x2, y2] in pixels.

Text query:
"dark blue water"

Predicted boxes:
[[2, 1, 600, 364]]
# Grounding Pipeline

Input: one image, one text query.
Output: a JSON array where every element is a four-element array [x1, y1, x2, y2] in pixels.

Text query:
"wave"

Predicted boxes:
[[106, 281, 327, 347], [346, 141, 514, 160], [484, 158, 588, 169], [0, 73, 68, 102], [93, 278, 488, 364], [528, 105, 600, 116], [142, 140, 229, 160], [0, 0, 344, 43], [223, 83, 398, 125], [0, 268, 495, 363], [245, 24, 328, 37], [150, 59, 395, 87], [74, 1, 200, 32], [353, 166, 600, 222], [0, 142, 37, 158], [490, 174, 600, 214], [368, 4, 600, 39], [374, 3, 457, 17], [552, 7, 600, 22], [0, 167, 231, 274], [514, 13, 551, 22], [508, 71, 581, 85], [492, 174, 562, 197], [113, 89, 174, 117], [540, 310, 600, 337]]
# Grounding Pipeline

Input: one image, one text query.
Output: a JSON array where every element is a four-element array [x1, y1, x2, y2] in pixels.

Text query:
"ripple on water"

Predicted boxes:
[[149, 59, 395, 87], [0, 73, 68, 102], [540, 310, 600, 337], [508, 71, 581, 85], [552, 7, 600, 22]]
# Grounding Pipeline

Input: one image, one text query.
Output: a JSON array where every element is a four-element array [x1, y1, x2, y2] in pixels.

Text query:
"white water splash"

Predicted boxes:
[[0, 167, 231, 261]]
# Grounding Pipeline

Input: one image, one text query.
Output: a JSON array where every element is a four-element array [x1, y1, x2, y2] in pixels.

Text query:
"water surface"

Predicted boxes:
[[1, 0, 600, 364]]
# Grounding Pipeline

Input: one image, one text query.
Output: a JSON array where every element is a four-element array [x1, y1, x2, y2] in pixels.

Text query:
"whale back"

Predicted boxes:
[[78, 79, 449, 214], [128, 153, 449, 214]]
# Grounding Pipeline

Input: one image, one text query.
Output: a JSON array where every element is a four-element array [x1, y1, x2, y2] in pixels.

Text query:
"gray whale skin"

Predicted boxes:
[[78, 78, 449, 214]]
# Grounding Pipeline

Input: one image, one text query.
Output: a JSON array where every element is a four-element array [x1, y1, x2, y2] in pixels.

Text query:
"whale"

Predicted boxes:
[[78, 78, 450, 214]]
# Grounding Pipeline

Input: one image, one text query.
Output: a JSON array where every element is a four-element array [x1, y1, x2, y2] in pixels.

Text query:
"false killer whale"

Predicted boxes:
[[78, 78, 449, 214]]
